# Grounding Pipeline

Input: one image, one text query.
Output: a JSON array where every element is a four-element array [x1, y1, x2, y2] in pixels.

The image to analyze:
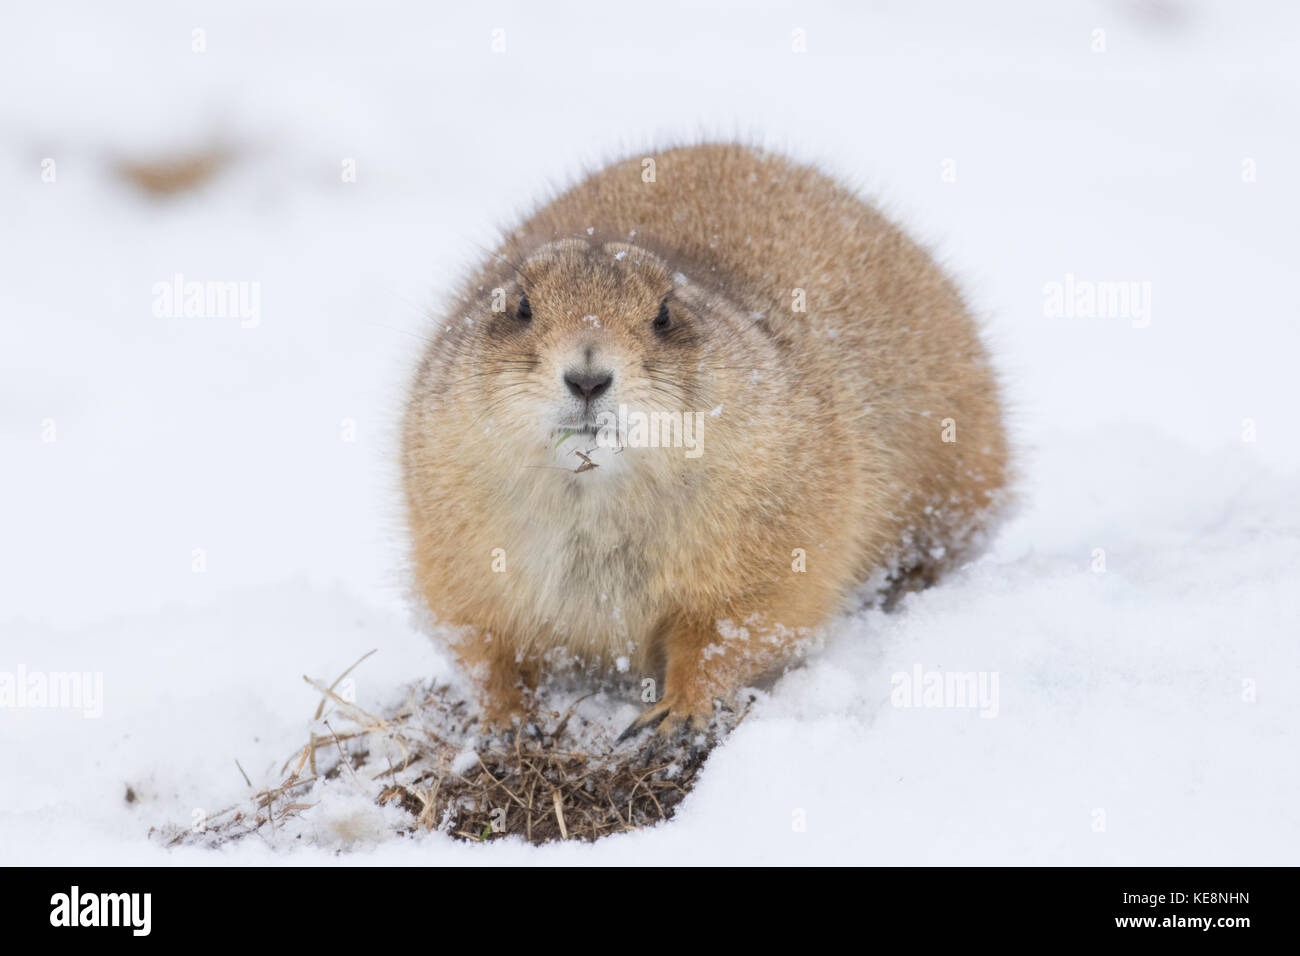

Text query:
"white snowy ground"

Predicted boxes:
[[2, 0, 1297, 864]]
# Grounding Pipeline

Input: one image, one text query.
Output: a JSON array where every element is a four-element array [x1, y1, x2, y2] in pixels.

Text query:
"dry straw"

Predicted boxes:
[[155, 651, 747, 848]]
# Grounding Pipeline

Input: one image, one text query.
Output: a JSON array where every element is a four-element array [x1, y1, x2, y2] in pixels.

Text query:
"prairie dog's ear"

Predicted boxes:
[[670, 269, 790, 337], [664, 272, 713, 316], [667, 266, 820, 339]]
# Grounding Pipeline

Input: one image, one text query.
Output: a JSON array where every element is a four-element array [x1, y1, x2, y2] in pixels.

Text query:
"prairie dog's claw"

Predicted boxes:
[[616, 698, 711, 746], [616, 703, 670, 743]]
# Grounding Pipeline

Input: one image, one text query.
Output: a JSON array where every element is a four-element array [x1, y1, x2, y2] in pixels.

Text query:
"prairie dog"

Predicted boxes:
[[402, 143, 1008, 738]]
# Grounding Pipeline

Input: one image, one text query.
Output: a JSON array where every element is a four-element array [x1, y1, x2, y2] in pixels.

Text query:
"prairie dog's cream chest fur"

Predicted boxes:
[[402, 143, 1009, 738]]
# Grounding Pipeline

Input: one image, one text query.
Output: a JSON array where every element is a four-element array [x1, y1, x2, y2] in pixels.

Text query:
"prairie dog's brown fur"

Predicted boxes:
[[403, 143, 1008, 737]]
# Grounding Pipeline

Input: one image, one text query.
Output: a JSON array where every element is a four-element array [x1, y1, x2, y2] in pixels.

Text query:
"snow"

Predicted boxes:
[[2, 0, 1297, 864], [450, 749, 480, 775]]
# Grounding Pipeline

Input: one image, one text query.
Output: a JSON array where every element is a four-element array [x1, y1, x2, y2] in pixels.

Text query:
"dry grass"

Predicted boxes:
[[154, 652, 746, 848], [113, 144, 233, 197]]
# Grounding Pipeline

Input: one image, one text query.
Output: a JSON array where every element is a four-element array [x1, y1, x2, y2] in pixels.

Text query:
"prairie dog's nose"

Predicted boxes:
[[564, 368, 613, 401]]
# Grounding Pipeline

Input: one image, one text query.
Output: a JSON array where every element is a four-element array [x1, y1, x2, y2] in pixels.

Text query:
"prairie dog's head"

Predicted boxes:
[[432, 237, 735, 476]]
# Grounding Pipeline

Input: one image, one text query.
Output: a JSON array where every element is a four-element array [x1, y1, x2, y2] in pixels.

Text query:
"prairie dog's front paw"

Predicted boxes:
[[616, 692, 712, 744], [476, 685, 532, 736]]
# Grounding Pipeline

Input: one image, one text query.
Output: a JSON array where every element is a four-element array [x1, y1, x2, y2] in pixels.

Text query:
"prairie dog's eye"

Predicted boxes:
[[653, 300, 671, 333], [517, 294, 532, 323]]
